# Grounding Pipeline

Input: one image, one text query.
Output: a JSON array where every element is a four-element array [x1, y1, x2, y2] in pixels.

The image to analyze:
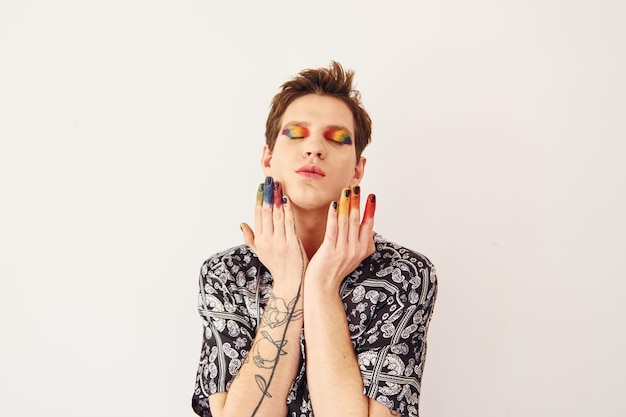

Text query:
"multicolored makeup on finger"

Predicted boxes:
[[363, 194, 376, 221], [351, 185, 361, 211], [263, 176, 274, 205], [338, 187, 351, 215], [273, 180, 283, 207], [256, 183, 264, 207], [323, 127, 352, 145]]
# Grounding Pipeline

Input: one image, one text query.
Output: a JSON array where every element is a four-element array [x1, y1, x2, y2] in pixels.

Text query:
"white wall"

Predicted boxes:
[[1, 1, 624, 416]]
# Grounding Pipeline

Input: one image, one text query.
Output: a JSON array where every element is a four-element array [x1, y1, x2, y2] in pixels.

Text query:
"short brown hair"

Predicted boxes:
[[265, 61, 372, 160]]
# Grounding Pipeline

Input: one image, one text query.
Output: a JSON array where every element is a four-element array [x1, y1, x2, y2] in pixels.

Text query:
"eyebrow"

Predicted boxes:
[[282, 121, 311, 128]]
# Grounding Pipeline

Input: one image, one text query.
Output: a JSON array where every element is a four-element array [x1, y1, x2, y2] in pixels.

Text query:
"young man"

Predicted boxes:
[[192, 62, 437, 417]]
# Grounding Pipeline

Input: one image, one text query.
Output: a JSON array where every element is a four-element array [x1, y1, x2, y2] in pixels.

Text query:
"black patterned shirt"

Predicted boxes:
[[192, 233, 437, 417]]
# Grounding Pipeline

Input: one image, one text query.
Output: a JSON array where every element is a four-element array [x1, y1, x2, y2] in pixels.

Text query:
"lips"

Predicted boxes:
[[296, 164, 326, 178]]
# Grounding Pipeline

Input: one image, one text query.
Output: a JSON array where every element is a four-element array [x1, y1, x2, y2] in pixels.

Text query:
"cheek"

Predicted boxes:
[[338, 164, 358, 184], [339, 155, 358, 174], [265, 160, 288, 183]]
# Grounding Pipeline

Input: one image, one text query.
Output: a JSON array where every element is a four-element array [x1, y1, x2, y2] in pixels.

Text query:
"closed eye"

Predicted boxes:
[[323, 128, 352, 145], [282, 126, 310, 139]]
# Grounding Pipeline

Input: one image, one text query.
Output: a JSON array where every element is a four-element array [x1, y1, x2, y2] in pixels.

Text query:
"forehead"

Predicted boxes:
[[281, 94, 354, 133]]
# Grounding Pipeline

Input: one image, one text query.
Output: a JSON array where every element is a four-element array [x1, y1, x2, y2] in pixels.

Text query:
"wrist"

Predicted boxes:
[[303, 279, 341, 301], [271, 276, 303, 296]]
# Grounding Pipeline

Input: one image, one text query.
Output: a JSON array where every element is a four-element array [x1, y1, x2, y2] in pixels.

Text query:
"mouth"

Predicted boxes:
[[296, 164, 326, 179]]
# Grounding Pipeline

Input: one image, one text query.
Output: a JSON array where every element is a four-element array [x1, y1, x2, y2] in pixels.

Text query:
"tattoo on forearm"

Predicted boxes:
[[250, 240, 305, 416], [249, 287, 302, 412], [253, 331, 287, 369], [261, 293, 303, 328]]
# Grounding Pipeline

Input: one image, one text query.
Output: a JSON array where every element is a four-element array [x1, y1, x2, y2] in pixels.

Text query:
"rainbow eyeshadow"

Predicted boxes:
[[323, 128, 352, 145], [282, 125, 310, 139]]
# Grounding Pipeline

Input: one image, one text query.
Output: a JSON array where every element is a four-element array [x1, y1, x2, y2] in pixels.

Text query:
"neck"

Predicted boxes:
[[292, 205, 328, 260]]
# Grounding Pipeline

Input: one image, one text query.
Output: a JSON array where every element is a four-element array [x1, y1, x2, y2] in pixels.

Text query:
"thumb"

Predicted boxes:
[[240, 222, 256, 249]]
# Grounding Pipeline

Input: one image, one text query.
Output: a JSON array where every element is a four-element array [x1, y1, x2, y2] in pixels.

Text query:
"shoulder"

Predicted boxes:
[[197, 245, 271, 322], [199, 244, 267, 289], [363, 233, 438, 302], [370, 233, 437, 275], [201, 244, 258, 275]]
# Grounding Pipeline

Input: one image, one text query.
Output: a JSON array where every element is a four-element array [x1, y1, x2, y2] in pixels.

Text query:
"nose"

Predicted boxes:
[[302, 135, 327, 159]]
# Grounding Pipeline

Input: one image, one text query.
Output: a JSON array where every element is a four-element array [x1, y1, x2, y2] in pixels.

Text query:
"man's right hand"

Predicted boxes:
[[240, 176, 307, 290]]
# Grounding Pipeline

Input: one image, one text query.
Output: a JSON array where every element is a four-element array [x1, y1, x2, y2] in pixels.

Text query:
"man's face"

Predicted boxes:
[[262, 94, 366, 211]]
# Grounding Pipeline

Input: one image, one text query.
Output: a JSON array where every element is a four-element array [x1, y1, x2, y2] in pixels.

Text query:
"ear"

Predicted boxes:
[[261, 145, 272, 176], [351, 156, 367, 186]]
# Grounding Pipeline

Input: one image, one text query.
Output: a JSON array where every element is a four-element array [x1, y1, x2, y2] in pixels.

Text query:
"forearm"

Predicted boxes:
[[215, 282, 303, 417], [304, 285, 368, 417]]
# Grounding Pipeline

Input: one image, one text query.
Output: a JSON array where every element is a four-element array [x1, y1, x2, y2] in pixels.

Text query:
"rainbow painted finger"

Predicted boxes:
[[363, 194, 376, 221], [256, 183, 264, 207], [338, 187, 351, 215], [263, 177, 274, 205], [351, 186, 361, 211], [273, 180, 283, 207]]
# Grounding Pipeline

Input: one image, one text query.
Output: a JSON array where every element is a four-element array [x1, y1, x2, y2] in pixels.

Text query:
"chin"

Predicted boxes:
[[290, 194, 332, 211]]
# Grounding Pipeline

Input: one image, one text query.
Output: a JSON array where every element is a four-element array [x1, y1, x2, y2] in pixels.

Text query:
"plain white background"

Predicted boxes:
[[1, 1, 624, 416]]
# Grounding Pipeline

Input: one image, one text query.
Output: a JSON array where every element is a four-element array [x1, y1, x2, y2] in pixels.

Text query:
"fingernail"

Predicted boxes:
[[344, 189, 351, 198], [282, 196, 287, 204], [370, 194, 376, 203], [265, 176, 273, 186], [332, 201, 337, 209], [353, 186, 360, 195], [258, 183, 264, 192]]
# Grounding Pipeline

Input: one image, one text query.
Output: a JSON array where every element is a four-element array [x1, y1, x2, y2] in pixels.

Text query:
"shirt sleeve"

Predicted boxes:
[[191, 254, 259, 417], [351, 250, 438, 417]]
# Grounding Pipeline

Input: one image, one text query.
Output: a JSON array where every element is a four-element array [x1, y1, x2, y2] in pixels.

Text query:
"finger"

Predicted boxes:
[[282, 195, 298, 242], [262, 176, 274, 234], [338, 187, 351, 216], [273, 180, 283, 209], [323, 200, 339, 244], [283, 196, 309, 265], [349, 185, 361, 243], [240, 222, 256, 251], [337, 187, 350, 244], [255, 183, 264, 234], [256, 182, 264, 208], [359, 194, 376, 247], [263, 176, 274, 206], [273, 181, 285, 238], [362, 193, 376, 224]]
